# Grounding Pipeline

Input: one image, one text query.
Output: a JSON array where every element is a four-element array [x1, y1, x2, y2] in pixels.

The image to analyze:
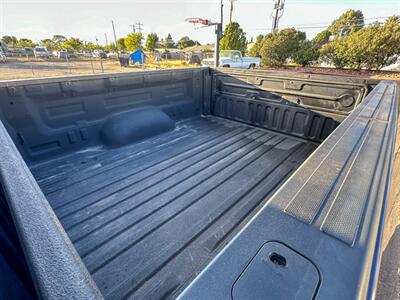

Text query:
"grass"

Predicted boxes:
[[143, 57, 198, 69], [0, 57, 199, 80]]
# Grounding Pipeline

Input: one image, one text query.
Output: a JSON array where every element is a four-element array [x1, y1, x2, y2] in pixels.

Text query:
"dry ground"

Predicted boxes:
[[1, 58, 399, 81], [0, 57, 195, 80]]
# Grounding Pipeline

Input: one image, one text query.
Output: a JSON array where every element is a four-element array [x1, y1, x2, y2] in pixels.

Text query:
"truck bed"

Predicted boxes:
[[1, 69, 396, 300], [29, 116, 316, 299]]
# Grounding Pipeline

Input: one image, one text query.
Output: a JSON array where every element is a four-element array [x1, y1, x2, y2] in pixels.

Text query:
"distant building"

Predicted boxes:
[[182, 44, 214, 62]]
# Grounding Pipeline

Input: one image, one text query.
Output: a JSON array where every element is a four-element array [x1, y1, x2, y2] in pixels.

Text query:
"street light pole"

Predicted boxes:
[[185, 3, 223, 68], [214, 23, 223, 68], [214, 0, 224, 68]]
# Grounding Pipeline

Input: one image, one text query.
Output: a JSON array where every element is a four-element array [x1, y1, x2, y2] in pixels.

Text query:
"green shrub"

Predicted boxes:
[[320, 16, 400, 70], [248, 35, 264, 57], [328, 9, 364, 38], [125, 33, 143, 51], [292, 40, 319, 66], [220, 22, 247, 55], [260, 28, 306, 67], [363, 16, 400, 69], [146, 33, 159, 52]]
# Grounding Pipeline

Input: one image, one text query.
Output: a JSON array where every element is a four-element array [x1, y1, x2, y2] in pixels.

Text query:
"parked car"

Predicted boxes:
[[93, 49, 106, 59], [77, 50, 92, 57], [202, 50, 260, 69], [34, 46, 49, 58], [84, 51, 92, 57], [0, 50, 6, 63], [0, 40, 8, 52], [106, 51, 119, 59], [24, 47, 34, 57], [52, 50, 69, 59]]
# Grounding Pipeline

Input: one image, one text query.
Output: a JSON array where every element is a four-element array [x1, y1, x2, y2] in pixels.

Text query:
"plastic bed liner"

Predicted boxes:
[[28, 116, 317, 300]]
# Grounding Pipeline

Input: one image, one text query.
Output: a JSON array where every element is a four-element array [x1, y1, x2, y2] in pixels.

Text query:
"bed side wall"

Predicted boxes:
[[0, 68, 207, 162], [210, 69, 377, 143]]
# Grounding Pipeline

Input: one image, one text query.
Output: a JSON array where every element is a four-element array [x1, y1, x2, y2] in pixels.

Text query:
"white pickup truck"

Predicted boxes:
[[202, 50, 261, 69]]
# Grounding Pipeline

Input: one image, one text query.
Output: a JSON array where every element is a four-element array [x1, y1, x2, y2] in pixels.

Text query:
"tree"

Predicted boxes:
[[62, 37, 83, 50], [82, 42, 101, 52], [363, 16, 400, 69], [329, 10, 364, 39], [104, 43, 117, 53], [165, 34, 175, 48], [312, 30, 331, 47], [52, 35, 67, 50], [124, 33, 143, 51], [322, 16, 400, 70], [292, 40, 319, 66], [220, 22, 247, 54], [177, 36, 196, 49], [145, 33, 159, 52], [1, 35, 18, 47], [157, 38, 165, 48], [17, 38, 36, 48], [320, 42, 347, 69], [53, 35, 66, 43], [117, 38, 126, 50], [248, 34, 264, 57], [260, 28, 306, 66], [40, 39, 56, 51]]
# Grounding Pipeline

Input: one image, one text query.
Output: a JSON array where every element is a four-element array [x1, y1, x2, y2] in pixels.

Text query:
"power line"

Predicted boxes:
[[251, 21, 385, 32], [276, 16, 391, 27], [251, 15, 391, 32]]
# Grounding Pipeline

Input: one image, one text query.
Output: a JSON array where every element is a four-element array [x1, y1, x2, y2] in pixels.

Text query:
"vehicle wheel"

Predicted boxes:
[[222, 65, 230, 68], [249, 63, 255, 69]]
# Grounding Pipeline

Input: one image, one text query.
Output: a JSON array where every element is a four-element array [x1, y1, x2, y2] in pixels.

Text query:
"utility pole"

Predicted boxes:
[[129, 24, 136, 33], [272, 0, 285, 33], [229, 0, 237, 23], [136, 22, 143, 33], [221, 0, 224, 28], [111, 20, 120, 61], [104, 33, 108, 46]]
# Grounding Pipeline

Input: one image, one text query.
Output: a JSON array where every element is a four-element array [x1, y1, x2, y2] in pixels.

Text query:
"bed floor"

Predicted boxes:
[[29, 116, 317, 300]]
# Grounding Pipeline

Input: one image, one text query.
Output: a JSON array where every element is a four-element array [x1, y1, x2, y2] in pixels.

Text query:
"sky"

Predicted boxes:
[[0, 0, 399, 45]]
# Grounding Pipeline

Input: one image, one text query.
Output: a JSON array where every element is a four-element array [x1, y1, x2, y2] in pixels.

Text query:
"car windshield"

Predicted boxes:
[[220, 51, 240, 59], [36, 48, 46, 52]]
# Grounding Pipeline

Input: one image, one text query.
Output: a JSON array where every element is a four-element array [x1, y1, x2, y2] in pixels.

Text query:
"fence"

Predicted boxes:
[[0, 55, 129, 80], [0, 51, 206, 80]]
